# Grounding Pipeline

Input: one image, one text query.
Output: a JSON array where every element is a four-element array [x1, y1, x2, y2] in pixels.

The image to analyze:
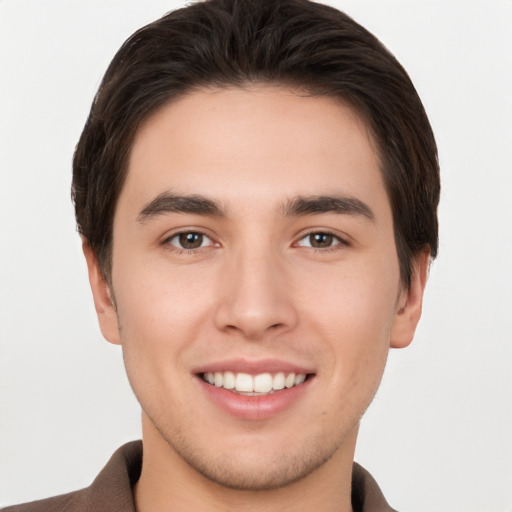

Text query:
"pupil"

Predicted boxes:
[[179, 232, 203, 249], [311, 233, 332, 248]]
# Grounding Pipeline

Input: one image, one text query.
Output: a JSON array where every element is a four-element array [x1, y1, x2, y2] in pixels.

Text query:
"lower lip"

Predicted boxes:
[[197, 376, 313, 420]]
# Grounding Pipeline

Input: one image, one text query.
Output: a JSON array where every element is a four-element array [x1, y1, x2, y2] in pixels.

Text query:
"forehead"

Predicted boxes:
[[120, 85, 388, 217]]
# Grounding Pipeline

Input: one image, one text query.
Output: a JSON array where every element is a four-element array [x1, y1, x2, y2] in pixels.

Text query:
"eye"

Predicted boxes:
[[167, 231, 213, 250], [296, 232, 345, 249]]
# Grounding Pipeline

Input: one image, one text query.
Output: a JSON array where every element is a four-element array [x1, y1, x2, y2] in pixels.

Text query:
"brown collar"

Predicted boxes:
[[2, 441, 397, 512]]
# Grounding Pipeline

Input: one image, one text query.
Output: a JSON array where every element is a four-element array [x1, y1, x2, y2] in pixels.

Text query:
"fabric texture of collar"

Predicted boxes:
[[2, 441, 397, 512]]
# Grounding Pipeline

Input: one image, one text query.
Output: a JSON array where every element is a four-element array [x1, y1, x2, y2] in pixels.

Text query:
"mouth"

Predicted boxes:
[[194, 359, 315, 419], [200, 371, 309, 396]]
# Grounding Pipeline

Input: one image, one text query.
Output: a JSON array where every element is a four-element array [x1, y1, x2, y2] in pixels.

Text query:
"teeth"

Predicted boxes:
[[254, 373, 273, 393], [223, 371, 235, 389], [285, 373, 295, 388], [273, 372, 285, 390], [295, 374, 306, 386], [235, 373, 253, 392], [202, 371, 307, 393]]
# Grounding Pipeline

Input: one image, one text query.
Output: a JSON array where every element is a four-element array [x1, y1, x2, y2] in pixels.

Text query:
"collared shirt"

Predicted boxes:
[[2, 441, 397, 512]]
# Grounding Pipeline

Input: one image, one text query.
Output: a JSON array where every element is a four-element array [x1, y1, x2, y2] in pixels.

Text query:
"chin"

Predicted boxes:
[[173, 437, 336, 491], [149, 411, 353, 491]]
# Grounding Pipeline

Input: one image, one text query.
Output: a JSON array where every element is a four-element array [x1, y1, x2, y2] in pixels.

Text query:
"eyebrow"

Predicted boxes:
[[284, 195, 375, 221], [137, 192, 226, 222], [137, 192, 375, 223]]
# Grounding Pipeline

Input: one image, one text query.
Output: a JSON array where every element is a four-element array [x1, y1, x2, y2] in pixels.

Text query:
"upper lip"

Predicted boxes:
[[193, 358, 314, 375]]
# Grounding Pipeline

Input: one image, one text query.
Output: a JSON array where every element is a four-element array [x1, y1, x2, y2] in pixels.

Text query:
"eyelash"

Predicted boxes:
[[295, 231, 349, 252], [164, 231, 216, 255], [163, 230, 349, 255]]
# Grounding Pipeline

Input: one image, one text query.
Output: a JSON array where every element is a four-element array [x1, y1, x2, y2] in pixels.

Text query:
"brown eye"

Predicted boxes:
[[309, 233, 333, 248], [169, 232, 210, 250], [297, 232, 344, 249]]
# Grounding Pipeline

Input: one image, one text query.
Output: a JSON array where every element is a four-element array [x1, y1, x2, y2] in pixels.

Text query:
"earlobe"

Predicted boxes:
[[390, 249, 430, 349], [82, 240, 121, 345]]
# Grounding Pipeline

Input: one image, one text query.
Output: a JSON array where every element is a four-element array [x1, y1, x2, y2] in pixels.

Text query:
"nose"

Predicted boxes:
[[214, 246, 299, 341]]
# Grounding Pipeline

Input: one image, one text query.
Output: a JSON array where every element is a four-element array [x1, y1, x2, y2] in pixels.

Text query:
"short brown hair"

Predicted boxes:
[[72, 0, 440, 287]]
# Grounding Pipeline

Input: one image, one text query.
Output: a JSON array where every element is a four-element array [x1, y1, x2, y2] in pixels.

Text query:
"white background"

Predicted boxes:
[[1, 1, 511, 510]]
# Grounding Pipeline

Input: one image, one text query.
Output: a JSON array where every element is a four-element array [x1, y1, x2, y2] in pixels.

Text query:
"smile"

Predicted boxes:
[[201, 371, 308, 395]]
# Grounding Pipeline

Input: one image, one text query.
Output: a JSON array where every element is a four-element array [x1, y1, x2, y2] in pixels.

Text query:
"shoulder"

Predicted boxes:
[[1, 441, 142, 512], [1, 489, 89, 512], [352, 462, 399, 512]]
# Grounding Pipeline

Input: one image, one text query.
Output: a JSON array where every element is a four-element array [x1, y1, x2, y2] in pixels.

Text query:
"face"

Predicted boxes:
[[86, 86, 426, 491]]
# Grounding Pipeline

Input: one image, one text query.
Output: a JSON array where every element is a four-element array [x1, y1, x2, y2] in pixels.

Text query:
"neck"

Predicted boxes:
[[134, 415, 357, 512]]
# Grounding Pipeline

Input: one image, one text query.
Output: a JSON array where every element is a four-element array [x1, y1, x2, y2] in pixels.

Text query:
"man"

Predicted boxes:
[[3, 0, 439, 510]]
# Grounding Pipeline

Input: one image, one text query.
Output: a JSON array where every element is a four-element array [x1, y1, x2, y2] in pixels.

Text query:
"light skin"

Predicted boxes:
[[84, 85, 429, 512]]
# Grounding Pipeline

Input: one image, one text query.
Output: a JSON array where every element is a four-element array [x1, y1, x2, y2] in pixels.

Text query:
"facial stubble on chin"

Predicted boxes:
[[142, 406, 349, 492]]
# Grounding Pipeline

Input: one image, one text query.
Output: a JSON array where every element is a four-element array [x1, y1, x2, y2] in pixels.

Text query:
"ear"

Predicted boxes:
[[82, 240, 121, 345], [390, 249, 430, 349]]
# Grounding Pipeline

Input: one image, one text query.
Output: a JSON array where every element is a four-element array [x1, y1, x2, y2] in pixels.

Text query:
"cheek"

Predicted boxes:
[[303, 258, 399, 382], [113, 277, 208, 419], [112, 262, 216, 381], [114, 254, 214, 332], [303, 255, 399, 332]]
